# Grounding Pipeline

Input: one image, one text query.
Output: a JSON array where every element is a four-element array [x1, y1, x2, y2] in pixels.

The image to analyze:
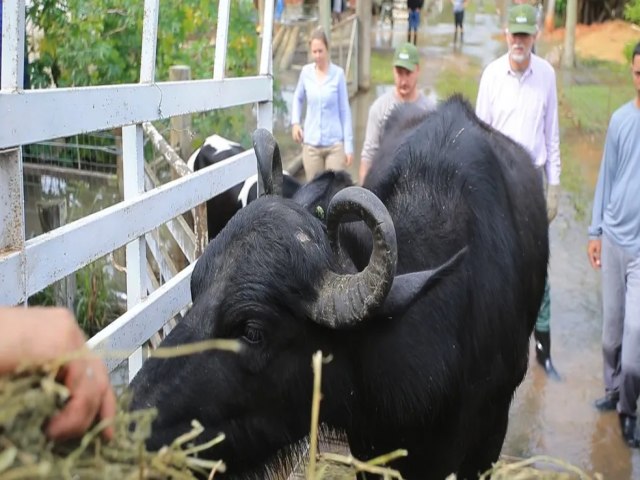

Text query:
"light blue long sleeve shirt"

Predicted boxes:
[[588, 100, 640, 255], [291, 62, 354, 155]]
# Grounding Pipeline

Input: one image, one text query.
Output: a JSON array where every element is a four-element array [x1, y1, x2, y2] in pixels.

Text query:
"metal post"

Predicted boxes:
[[124, 0, 160, 381], [214, 0, 231, 80], [0, 0, 27, 305], [257, 0, 274, 135]]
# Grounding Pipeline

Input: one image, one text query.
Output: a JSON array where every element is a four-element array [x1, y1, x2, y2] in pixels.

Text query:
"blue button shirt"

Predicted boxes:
[[291, 62, 354, 155]]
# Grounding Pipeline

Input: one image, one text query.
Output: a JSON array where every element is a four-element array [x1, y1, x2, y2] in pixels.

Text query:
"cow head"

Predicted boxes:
[[130, 130, 464, 477]]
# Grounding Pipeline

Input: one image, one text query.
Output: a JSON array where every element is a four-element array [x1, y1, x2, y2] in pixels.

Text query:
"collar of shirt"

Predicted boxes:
[[502, 53, 534, 82]]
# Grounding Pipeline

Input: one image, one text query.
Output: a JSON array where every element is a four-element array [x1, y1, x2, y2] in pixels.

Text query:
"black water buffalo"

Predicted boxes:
[[188, 134, 301, 239], [131, 96, 548, 479]]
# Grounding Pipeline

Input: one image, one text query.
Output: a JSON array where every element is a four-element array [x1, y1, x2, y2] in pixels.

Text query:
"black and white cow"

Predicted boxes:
[[188, 134, 301, 240], [132, 97, 548, 479]]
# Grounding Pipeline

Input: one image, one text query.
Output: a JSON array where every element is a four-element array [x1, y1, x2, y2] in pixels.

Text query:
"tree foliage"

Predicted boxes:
[[625, 0, 640, 24], [26, 0, 274, 146], [27, 0, 257, 87]]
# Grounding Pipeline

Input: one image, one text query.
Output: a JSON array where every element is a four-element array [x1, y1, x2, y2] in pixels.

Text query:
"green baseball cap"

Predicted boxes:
[[508, 4, 538, 35], [393, 42, 420, 72]]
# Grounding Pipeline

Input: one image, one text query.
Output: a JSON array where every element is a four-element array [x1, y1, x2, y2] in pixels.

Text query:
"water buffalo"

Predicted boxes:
[[131, 96, 548, 479], [188, 134, 301, 239]]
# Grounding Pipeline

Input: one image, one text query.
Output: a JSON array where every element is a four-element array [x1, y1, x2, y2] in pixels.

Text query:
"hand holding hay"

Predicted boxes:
[[0, 307, 116, 441]]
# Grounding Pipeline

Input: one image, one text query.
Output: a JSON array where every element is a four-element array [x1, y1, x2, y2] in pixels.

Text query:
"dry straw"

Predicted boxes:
[[0, 343, 604, 480]]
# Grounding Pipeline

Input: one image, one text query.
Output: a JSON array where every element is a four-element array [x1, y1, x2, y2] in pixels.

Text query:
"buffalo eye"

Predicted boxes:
[[242, 323, 264, 344]]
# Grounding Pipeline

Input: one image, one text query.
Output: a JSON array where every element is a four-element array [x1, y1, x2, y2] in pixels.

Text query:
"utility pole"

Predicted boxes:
[[356, 0, 371, 91], [563, 0, 577, 68]]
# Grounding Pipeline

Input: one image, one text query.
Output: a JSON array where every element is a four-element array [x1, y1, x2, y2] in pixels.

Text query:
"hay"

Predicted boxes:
[[477, 455, 604, 480], [0, 344, 603, 480], [0, 347, 229, 480]]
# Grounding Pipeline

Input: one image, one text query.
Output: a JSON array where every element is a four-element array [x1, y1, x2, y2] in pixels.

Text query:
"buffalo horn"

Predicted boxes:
[[312, 187, 397, 328], [252, 128, 283, 197]]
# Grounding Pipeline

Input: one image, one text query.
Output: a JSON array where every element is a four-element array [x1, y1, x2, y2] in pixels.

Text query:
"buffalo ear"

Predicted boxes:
[[380, 247, 468, 318]]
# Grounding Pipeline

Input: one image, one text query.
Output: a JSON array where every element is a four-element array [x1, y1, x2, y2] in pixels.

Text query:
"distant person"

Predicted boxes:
[[275, 0, 284, 21], [452, 0, 468, 45], [476, 4, 562, 380], [588, 41, 640, 448], [331, 0, 344, 23], [291, 27, 354, 181], [359, 42, 435, 184], [407, 0, 425, 45], [0, 306, 116, 441]]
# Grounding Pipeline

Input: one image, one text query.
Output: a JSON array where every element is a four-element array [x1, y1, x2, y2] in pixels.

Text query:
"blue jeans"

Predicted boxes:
[[408, 10, 420, 31]]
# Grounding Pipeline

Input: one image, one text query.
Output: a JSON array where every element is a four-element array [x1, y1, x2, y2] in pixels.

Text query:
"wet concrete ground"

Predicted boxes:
[[276, 3, 639, 478]]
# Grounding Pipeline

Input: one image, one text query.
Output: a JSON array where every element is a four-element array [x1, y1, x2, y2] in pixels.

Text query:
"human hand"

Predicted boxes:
[[292, 124, 304, 144], [0, 307, 116, 441], [587, 239, 602, 270], [546, 184, 560, 223], [345, 154, 353, 167]]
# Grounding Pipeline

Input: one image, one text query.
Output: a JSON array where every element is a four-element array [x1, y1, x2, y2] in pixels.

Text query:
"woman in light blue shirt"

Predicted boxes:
[[291, 27, 354, 181]]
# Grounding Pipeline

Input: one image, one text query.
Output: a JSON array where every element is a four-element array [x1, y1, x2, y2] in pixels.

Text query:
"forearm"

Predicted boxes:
[[359, 159, 371, 185], [0, 307, 86, 374]]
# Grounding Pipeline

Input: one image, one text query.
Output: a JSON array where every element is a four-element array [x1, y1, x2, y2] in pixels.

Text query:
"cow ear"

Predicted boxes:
[[380, 247, 468, 318], [252, 128, 283, 197]]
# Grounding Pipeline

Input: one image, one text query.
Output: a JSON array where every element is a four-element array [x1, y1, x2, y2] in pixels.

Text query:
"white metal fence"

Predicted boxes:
[[0, 0, 275, 381]]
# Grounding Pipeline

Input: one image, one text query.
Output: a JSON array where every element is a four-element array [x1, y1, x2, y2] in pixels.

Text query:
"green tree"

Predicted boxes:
[[27, 0, 257, 87], [26, 0, 273, 146], [624, 0, 640, 61], [625, 0, 640, 24]]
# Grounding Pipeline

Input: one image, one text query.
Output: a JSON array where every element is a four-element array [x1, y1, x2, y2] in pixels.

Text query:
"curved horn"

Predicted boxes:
[[252, 128, 283, 197], [312, 186, 397, 328]]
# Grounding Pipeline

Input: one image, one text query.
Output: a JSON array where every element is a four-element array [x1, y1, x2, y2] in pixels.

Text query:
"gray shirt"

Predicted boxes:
[[589, 100, 640, 255], [360, 89, 435, 165]]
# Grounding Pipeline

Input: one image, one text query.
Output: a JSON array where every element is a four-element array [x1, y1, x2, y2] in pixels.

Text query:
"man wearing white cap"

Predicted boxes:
[[476, 3, 562, 380]]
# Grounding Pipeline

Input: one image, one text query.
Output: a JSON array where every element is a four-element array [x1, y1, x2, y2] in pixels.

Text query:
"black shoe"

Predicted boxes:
[[619, 414, 640, 448], [594, 392, 619, 411], [534, 329, 561, 381]]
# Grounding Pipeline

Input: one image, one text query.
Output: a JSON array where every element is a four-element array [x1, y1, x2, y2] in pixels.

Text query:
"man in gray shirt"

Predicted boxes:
[[358, 42, 435, 184], [588, 41, 640, 448]]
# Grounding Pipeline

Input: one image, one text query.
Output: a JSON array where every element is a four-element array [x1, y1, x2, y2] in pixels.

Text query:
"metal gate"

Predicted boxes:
[[0, 0, 275, 381]]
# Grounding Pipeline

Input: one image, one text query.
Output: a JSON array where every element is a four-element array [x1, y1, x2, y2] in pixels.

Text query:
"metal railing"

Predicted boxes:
[[0, 0, 276, 382]]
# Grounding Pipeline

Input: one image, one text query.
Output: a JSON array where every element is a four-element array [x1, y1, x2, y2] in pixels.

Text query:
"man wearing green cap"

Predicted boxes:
[[359, 42, 436, 184], [476, 3, 562, 380]]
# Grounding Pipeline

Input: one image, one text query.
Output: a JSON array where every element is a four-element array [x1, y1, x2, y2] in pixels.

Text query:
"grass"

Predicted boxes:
[[434, 64, 483, 104], [370, 51, 395, 85], [559, 82, 633, 133], [555, 58, 633, 218]]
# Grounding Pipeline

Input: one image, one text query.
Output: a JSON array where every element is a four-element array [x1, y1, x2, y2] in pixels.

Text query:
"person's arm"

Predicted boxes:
[[337, 69, 354, 166], [0, 307, 116, 441], [359, 99, 384, 184], [587, 117, 618, 269], [291, 68, 306, 143], [543, 69, 562, 222], [544, 70, 561, 187]]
